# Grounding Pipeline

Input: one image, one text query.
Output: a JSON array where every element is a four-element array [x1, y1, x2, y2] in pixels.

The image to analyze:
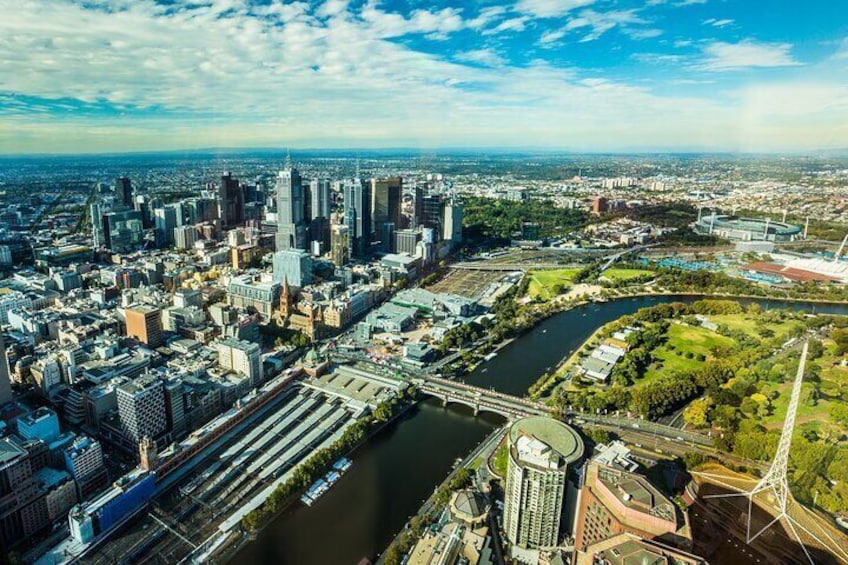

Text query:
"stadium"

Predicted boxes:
[[694, 214, 803, 242]]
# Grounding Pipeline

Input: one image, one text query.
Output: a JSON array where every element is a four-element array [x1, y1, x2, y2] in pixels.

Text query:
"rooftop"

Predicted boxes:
[[0, 437, 26, 465], [508, 417, 583, 469]]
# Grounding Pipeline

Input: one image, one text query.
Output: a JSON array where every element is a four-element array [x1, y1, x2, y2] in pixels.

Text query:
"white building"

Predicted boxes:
[[503, 417, 584, 551], [174, 225, 198, 250], [0, 290, 32, 324], [214, 337, 263, 387]]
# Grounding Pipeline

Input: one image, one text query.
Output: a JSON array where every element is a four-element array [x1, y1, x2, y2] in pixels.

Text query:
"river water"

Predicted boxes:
[[234, 296, 848, 564]]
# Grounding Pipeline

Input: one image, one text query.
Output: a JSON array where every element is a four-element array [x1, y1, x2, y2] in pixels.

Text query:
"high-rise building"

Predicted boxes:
[[343, 179, 371, 259], [214, 337, 263, 388], [219, 172, 245, 228], [370, 177, 402, 239], [381, 222, 396, 253], [395, 229, 422, 256], [308, 178, 331, 248], [309, 178, 331, 221], [174, 225, 198, 250], [125, 305, 163, 348], [503, 417, 584, 550], [163, 377, 186, 439], [90, 202, 106, 248], [153, 206, 177, 246], [0, 437, 49, 547], [276, 166, 306, 250], [115, 177, 133, 209], [0, 331, 11, 406], [442, 201, 463, 244], [103, 209, 144, 252], [592, 196, 608, 215], [272, 248, 313, 288], [116, 374, 167, 443], [413, 185, 424, 228], [573, 459, 691, 555], [331, 224, 350, 266], [421, 194, 444, 240], [63, 436, 108, 500]]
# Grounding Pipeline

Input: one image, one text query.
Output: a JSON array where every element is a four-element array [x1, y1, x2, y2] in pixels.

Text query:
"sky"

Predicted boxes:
[[0, 0, 847, 154]]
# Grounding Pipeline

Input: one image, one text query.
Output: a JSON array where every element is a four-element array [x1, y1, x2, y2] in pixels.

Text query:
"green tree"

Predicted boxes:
[[683, 398, 713, 428]]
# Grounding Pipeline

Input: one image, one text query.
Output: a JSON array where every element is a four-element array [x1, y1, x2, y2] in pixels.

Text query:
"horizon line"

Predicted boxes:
[[1, 145, 847, 159]]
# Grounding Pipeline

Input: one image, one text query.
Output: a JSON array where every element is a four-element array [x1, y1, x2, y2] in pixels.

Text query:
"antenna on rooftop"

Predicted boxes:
[[696, 342, 848, 565]]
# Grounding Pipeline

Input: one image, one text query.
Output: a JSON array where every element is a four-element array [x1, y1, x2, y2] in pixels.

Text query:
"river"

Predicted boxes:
[[234, 295, 848, 564]]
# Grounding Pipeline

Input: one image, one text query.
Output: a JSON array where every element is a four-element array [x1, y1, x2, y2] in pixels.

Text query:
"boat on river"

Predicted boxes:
[[301, 458, 353, 506]]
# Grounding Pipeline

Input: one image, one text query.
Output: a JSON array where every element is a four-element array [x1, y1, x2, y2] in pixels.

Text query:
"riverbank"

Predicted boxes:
[[208, 394, 418, 563], [606, 288, 848, 306], [376, 425, 508, 565]]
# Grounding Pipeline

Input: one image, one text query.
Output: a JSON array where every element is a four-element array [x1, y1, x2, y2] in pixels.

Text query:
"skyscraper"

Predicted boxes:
[[422, 194, 444, 240], [276, 165, 306, 250], [305, 178, 328, 220], [116, 374, 167, 443], [503, 417, 583, 550], [370, 177, 402, 240], [442, 201, 463, 245], [331, 224, 350, 266], [90, 202, 106, 248], [343, 179, 371, 259], [308, 178, 331, 247], [413, 185, 424, 228], [153, 206, 177, 247], [218, 172, 245, 228], [115, 177, 133, 209], [0, 331, 12, 405]]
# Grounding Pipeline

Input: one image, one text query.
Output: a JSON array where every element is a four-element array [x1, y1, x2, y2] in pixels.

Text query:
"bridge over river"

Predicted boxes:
[[415, 375, 713, 447]]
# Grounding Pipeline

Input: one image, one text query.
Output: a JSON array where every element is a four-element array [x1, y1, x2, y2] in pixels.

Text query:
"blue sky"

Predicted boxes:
[[0, 0, 846, 153]]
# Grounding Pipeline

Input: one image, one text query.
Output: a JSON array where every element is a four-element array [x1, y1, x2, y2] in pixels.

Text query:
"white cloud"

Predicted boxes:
[[467, 6, 508, 30], [538, 29, 566, 46], [701, 40, 801, 71], [703, 18, 734, 28], [455, 49, 506, 67], [482, 16, 529, 35], [0, 0, 844, 153], [563, 9, 648, 42], [514, 0, 595, 19]]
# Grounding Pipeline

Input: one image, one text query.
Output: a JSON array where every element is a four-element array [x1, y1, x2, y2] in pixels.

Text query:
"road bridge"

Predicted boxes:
[[417, 376, 551, 418], [416, 376, 713, 447]]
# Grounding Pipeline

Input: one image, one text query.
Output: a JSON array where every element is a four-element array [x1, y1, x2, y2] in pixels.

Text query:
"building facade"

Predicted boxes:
[[116, 375, 168, 443], [503, 417, 584, 550]]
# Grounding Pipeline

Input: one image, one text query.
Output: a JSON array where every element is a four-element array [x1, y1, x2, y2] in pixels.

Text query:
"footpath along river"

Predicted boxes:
[[234, 295, 848, 564]]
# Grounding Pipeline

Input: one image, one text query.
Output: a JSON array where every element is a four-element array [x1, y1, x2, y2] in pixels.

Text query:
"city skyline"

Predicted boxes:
[[2, 0, 847, 154]]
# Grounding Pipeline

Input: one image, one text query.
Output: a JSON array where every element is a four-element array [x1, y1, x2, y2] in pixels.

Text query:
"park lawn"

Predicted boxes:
[[752, 341, 848, 442], [643, 323, 737, 381], [527, 268, 582, 300], [759, 380, 832, 430], [601, 267, 654, 282], [710, 313, 805, 342]]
